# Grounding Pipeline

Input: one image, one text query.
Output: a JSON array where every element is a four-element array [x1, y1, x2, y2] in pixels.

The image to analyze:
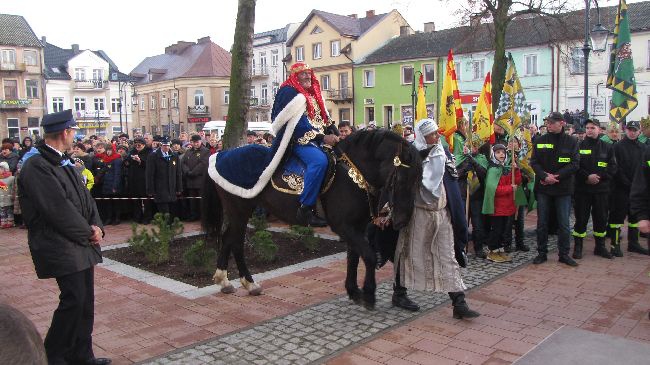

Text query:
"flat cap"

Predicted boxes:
[[41, 109, 78, 133]]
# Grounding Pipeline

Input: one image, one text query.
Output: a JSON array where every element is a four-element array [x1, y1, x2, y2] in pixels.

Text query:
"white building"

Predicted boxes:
[[248, 23, 300, 122], [43, 40, 133, 138]]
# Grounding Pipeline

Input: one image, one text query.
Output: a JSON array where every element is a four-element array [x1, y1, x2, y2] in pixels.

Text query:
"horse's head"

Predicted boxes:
[[340, 130, 422, 229]]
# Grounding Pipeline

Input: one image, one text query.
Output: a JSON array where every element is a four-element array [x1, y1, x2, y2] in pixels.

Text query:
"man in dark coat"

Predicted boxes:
[[18, 110, 110, 365], [124, 138, 152, 224], [146, 136, 182, 219], [181, 135, 210, 221], [630, 146, 650, 252]]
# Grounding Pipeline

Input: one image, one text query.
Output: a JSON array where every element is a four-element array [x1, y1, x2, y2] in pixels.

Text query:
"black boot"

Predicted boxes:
[[610, 226, 623, 257], [533, 253, 547, 264], [296, 205, 327, 227], [572, 237, 583, 259], [515, 242, 530, 252], [474, 241, 486, 259], [449, 292, 480, 319], [628, 226, 650, 255], [392, 285, 420, 312], [594, 237, 613, 259]]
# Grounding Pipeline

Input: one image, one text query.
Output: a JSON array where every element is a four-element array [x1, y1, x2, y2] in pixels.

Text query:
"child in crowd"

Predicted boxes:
[[0, 161, 15, 228], [74, 158, 95, 191]]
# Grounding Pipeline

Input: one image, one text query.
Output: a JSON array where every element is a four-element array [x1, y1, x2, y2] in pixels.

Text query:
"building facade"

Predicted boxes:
[[43, 41, 133, 138], [0, 14, 45, 141], [249, 23, 300, 123], [130, 37, 231, 136], [286, 9, 411, 124]]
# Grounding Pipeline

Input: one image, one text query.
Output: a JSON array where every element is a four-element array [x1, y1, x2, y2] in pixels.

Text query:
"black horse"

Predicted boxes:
[[202, 130, 422, 308]]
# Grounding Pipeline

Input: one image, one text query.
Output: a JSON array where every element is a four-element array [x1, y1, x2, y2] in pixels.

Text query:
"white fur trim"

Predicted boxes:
[[207, 94, 306, 199]]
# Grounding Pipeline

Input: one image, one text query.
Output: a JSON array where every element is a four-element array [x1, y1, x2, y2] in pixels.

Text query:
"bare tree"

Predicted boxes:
[[223, 0, 256, 148], [452, 0, 571, 110]]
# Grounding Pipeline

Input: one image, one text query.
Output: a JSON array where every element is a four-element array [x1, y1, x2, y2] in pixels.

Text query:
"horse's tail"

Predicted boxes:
[[201, 172, 222, 251]]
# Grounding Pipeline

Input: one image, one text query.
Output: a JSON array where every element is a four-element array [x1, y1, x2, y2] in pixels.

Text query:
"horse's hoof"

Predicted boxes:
[[363, 302, 376, 311], [213, 268, 228, 286], [347, 289, 363, 304], [221, 284, 236, 294], [240, 277, 262, 296], [248, 285, 263, 296]]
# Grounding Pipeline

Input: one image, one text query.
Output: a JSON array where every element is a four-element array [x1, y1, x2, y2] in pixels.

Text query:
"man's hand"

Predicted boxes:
[[323, 134, 340, 146], [639, 220, 650, 234], [542, 173, 559, 185], [90, 225, 103, 245], [587, 174, 601, 185]]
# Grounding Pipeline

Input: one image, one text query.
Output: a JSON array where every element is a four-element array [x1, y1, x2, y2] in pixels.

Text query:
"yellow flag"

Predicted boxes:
[[416, 74, 427, 122], [439, 50, 463, 150], [472, 72, 494, 145]]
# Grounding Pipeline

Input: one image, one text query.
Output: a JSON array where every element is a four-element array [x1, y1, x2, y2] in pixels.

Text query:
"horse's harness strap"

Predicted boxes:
[[339, 152, 380, 219]]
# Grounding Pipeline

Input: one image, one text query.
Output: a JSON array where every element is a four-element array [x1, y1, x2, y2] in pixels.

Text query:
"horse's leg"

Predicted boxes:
[[346, 247, 363, 304], [213, 243, 235, 294], [359, 243, 378, 310], [227, 207, 262, 296]]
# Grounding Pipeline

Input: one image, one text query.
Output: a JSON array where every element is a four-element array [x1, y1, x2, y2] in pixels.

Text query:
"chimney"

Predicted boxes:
[[400, 26, 411, 37], [71, 44, 79, 53], [366, 10, 375, 18], [165, 41, 194, 55], [197, 36, 211, 44], [348, 14, 357, 19], [424, 22, 435, 33], [41, 36, 47, 45]]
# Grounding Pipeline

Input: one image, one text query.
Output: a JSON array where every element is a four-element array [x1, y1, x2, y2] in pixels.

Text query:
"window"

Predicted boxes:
[[570, 47, 585, 74], [320, 75, 330, 91], [150, 95, 156, 109], [363, 69, 375, 87], [94, 97, 105, 111], [310, 25, 323, 34], [296, 46, 304, 62], [74, 68, 86, 81], [7, 118, 19, 139], [1, 49, 16, 66], [272, 82, 279, 97], [331, 40, 340, 57], [111, 98, 120, 113], [172, 92, 178, 108], [401, 65, 414, 84], [261, 84, 268, 105], [423, 63, 435, 82], [454, 62, 461, 81], [112, 126, 122, 135], [194, 90, 204, 105], [52, 97, 64, 113], [271, 50, 279, 66], [471, 59, 485, 80], [139, 96, 145, 111], [23, 50, 37, 66], [312, 43, 322, 60], [28, 117, 39, 137], [251, 57, 256, 74], [26, 80, 38, 98], [250, 86, 256, 97], [524, 54, 538, 75], [224, 89, 229, 104], [365, 106, 375, 123], [74, 97, 86, 111], [92, 69, 103, 81], [4, 80, 17, 98], [259, 52, 267, 74], [161, 94, 167, 109]]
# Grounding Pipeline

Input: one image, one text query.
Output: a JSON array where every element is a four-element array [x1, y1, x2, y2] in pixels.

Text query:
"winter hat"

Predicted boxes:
[[492, 144, 507, 153], [0, 162, 9, 170], [416, 118, 438, 137]]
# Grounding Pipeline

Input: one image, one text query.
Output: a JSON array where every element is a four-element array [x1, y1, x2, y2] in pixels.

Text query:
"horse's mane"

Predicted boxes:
[[339, 129, 419, 163]]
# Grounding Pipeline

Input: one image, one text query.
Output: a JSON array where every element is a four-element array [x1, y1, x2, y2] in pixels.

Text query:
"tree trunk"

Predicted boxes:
[[223, 0, 256, 149], [491, 19, 508, 112]]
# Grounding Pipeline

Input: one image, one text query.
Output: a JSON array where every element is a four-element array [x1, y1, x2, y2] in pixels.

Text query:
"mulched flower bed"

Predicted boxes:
[[103, 229, 346, 287]]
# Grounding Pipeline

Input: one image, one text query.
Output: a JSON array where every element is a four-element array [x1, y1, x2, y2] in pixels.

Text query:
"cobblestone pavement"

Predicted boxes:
[[141, 230, 553, 365]]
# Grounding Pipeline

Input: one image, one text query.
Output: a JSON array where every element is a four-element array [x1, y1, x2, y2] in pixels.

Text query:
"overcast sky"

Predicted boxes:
[[4, 0, 629, 73]]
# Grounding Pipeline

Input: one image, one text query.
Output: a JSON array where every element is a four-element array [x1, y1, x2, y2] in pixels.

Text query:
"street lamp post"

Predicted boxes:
[[118, 80, 135, 135], [583, 0, 610, 120]]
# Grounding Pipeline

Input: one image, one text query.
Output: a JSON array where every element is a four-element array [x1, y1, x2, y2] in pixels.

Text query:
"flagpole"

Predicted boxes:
[[466, 118, 472, 223], [510, 118, 518, 220]]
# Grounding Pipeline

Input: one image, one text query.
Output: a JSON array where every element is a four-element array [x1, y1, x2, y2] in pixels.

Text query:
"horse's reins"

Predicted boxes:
[[337, 141, 411, 220]]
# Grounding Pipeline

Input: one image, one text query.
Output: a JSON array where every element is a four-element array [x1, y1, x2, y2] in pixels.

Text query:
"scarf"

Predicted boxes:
[[281, 64, 329, 124], [95, 144, 120, 164]]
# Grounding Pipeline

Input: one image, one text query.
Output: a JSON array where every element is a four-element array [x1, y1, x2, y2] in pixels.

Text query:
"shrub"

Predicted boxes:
[[128, 213, 184, 265], [249, 214, 268, 232], [287, 225, 319, 251], [183, 239, 217, 273], [251, 230, 278, 262]]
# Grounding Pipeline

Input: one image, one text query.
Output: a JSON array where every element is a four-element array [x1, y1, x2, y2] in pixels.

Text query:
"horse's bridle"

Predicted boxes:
[[338, 141, 411, 219]]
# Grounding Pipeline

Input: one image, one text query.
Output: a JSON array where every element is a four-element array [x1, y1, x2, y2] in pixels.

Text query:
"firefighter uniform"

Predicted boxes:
[[572, 120, 617, 259], [630, 147, 650, 254]]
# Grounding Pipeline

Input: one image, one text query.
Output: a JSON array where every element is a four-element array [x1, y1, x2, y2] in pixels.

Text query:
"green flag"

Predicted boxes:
[[607, 0, 637, 123]]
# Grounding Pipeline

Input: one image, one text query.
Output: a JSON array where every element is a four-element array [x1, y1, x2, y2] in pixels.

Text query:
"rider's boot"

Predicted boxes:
[[296, 205, 327, 227]]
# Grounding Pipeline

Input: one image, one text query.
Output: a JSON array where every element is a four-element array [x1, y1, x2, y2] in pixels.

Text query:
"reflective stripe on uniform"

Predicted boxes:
[[558, 157, 571, 163], [597, 161, 608, 167], [572, 230, 587, 238], [629, 222, 640, 228], [647, 160, 650, 167], [537, 144, 554, 149], [593, 231, 607, 237], [609, 223, 622, 228], [579, 149, 592, 154]]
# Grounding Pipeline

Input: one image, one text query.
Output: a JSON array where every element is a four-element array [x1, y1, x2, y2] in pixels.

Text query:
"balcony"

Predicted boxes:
[[0, 62, 26, 72], [0, 98, 31, 110], [250, 97, 271, 109], [74, 79, 108, 90], [251, 66, 269, 79], [188, 105, 209, 115], [326, 87, 353, 103]]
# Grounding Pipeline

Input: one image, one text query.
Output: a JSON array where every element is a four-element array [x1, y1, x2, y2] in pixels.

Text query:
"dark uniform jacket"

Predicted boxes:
[[181, 146, 210, 190], [575, 136, 617, 194], [124, 146, 151, 196], [630, 148, 650, 221], [613, 137, 645, 192], [146, 149, 182, 203], [18, 145, 103, 279], [530, 130, 579, 196]]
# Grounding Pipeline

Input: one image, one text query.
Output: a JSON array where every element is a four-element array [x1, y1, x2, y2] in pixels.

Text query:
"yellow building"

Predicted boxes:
[[286, 9, 411, 124]]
